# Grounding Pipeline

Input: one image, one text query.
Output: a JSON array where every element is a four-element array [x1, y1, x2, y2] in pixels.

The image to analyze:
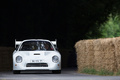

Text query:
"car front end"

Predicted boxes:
[[13, 39, 61, 74]]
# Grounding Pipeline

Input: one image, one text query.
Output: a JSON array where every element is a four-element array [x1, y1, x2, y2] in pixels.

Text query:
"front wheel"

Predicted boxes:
[[52, 70, 61, 74], [13, 70, 20, 74]]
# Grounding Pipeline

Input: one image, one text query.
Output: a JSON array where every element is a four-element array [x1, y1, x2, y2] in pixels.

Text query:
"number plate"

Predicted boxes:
[[31, 60, 42, 63]]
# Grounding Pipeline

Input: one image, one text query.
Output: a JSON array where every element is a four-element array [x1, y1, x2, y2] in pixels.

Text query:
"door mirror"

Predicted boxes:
[[54, 45, 58, 50], [15, 45, 19, 51]]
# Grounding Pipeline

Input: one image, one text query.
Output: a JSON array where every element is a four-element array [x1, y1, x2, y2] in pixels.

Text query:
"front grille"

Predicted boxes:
[[26, 63, 48, 67]]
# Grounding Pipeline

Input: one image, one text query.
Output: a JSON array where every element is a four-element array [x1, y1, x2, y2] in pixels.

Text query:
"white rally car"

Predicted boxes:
[[13, 39, 61, 74]]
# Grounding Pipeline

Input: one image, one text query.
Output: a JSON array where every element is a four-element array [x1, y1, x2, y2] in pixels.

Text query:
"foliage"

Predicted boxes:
[[99, 15, 120, 38], [81, 68, 97, 75], [116, 70, 120, 75], [86, 14, 120, 39], [81, 68, 115, 76], [98, 69, 114, 76]]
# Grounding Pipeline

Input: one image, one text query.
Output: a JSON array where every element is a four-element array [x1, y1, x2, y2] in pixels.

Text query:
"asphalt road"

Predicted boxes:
[[0, 68, 120, 80]]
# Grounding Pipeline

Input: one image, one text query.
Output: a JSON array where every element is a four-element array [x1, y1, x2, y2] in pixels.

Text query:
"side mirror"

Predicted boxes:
[[15, 45, 19, 51], [54, 45, 58, 50]]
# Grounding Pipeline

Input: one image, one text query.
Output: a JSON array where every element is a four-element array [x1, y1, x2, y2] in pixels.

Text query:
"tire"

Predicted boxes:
[[13, 70, 20, 74], [52, 70, 61, 74]]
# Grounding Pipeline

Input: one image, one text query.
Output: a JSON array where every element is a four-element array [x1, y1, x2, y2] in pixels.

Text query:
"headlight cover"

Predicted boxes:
[[52, 56, 59, 63], [16, 56, 22, 63]]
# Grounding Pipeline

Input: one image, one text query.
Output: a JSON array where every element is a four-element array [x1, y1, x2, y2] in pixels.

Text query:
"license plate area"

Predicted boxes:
[[31, 60, 43, 63]]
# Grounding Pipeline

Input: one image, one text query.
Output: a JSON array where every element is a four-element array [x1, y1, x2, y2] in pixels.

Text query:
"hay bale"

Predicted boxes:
[[75, 40, 86, 71], [75, 37, 120, 73], [93, 39, 104, 51], [113, 37, 120, 71], [85, 40, 94, 68]]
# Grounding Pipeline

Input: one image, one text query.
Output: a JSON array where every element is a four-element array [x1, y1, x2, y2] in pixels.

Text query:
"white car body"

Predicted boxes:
[[13, 39, 61, 74]]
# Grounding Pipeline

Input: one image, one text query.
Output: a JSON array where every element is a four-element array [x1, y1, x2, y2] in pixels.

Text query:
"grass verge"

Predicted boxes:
[[81, 68, 97, 75], [116, 70, 120, 75], [80, 68, 116, 76]]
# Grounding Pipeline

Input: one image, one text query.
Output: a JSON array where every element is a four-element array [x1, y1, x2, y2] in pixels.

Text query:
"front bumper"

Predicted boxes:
[[13, 62, 61, 70]]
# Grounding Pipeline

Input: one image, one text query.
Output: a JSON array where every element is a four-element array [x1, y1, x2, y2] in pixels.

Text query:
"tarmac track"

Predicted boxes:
[[0, 68, 120, 80]]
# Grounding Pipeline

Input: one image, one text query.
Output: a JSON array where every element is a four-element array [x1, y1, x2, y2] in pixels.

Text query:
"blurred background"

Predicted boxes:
[[1, 0, 120, 70]]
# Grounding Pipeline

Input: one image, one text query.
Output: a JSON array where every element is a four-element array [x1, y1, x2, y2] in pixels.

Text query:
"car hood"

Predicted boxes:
[[14, 51, 59, 57]]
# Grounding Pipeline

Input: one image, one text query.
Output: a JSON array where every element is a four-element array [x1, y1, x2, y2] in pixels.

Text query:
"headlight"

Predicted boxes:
[[16, 56, 22, 63], [52, 56, 59, 63]]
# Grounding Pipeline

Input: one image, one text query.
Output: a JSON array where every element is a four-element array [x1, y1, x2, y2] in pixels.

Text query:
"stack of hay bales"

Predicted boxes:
[[75, 39, 95, 72], [93, 39, 105, 71], [75, 40, 86, 72], [114, 37, 120, 71], [85, 40, 94, 68], [75, 37, 120, 72], [94, 38, 116, 72]]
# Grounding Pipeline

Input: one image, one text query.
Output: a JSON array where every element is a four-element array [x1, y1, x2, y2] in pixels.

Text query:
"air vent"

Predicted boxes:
[[26, 63, 48, 67]]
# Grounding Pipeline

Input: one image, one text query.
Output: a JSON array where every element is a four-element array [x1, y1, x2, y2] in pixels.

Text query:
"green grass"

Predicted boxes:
[[116, 70, 120, 75], [98, 69, 114, 76], [81, 68, 115, 76], [81, 68, 97, 75]]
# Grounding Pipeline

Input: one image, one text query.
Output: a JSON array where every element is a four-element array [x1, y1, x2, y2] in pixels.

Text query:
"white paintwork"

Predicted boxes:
[[51, 41, 56, 45], [15, 40, 22, 45], [13, 39, 61, 71]]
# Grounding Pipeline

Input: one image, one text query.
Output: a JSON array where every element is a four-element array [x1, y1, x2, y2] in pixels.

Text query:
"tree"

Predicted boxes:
[[86, 14, 120, 39], [99, 14, 120, 38]]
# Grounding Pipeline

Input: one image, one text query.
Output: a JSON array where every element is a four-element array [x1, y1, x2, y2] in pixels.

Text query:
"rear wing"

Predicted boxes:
[[51, 39, 57, 49], [15, 39, 22, 48], [51, 41, 56, 45]]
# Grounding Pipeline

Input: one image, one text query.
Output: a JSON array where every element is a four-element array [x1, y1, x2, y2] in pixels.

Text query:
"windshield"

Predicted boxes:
[[19, 41, 54, 51]]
